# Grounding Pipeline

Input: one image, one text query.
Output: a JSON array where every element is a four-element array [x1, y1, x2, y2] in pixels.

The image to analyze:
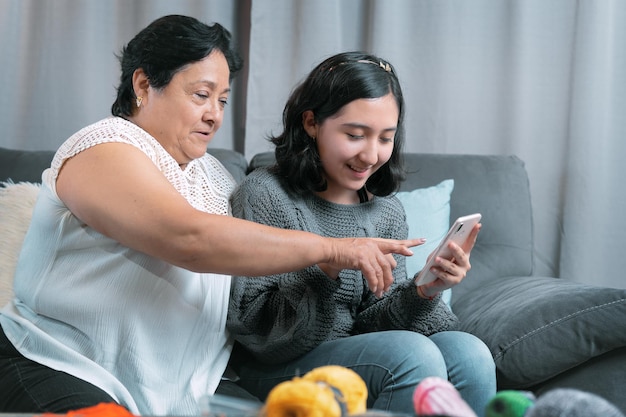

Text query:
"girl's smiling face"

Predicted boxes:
[[303, 92, 399, 204], [131, 50, 231, 168]]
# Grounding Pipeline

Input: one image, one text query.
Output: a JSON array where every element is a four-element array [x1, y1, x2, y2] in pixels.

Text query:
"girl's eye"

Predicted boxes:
[[347, 133, 364, 139], [380, 137, 394, 143]]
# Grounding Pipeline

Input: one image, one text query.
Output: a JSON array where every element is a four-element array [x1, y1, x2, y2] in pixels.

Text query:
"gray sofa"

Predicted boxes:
[[2, 146, 626, 412]]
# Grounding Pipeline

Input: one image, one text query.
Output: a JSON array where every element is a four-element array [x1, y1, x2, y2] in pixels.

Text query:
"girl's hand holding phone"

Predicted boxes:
[[415, 214, 482, 299]]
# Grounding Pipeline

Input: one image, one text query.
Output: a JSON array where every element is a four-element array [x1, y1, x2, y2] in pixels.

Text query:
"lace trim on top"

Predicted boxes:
[[49, 117, 235, 216]]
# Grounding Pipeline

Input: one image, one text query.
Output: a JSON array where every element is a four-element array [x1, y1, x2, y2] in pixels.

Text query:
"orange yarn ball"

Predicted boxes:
[[264, 377, 343, 417], [264, 365, 368, 417], [303, 366, 368, 415]]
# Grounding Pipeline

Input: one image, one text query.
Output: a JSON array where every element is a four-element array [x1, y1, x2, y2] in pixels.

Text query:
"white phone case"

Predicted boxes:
[[414, 213, 482, 286]]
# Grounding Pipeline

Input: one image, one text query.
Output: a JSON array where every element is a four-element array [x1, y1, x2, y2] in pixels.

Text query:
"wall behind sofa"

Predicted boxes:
[[1, 0, 624, 290]]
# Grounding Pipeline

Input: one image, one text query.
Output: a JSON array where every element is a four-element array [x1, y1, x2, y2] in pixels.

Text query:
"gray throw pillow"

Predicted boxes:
[[453, 276, 626, 388]]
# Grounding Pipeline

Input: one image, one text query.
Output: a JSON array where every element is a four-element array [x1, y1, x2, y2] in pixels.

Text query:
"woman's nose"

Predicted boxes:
[[203, 100, 222, 125]]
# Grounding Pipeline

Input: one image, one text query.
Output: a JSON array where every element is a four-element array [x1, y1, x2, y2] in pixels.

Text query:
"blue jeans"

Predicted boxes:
[[233, 330, 496, 415]]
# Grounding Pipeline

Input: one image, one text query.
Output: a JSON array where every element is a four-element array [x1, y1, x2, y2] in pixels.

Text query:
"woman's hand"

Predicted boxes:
[[325, 237, 425, 298], [417, 223, 481, 299]]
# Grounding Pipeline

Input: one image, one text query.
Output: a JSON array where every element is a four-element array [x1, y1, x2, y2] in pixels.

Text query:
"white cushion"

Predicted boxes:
[[0, 181, 41, 306]]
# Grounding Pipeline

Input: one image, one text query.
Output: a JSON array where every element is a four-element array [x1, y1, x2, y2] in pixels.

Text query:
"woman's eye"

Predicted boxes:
[[195, 92, 209, 99], [219, 98, 229, 107]]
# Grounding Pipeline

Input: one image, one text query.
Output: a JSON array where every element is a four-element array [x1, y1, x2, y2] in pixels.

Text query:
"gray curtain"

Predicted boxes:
[[0, 0, 247, 150], [1, 0, 624, 289]]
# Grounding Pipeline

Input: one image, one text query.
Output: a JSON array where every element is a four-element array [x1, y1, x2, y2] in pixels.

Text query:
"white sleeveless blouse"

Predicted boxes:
[[0, 117, 236, 415]]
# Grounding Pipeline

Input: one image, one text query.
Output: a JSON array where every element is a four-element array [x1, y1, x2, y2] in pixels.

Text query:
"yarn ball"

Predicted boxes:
[[525, 388, 624, 417], [41, 403, 136, 417], [303, 365, 368, 415], [485, 390, 536, 417], [412, 376, 478, 417], [264, 366, 368, 417], [264, 377, 343, 417]]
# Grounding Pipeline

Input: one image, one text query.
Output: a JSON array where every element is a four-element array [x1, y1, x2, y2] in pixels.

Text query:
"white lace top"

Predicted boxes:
[[0, 117, 237, 415]]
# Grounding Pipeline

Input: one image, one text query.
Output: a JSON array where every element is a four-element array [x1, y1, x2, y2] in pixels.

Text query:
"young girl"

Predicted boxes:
[[227, 51, 496, 414]]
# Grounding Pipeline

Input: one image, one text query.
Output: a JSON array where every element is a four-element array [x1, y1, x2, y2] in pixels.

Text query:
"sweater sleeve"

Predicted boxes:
[[354, 197, 460, 335], [227, 170, 342, 364]]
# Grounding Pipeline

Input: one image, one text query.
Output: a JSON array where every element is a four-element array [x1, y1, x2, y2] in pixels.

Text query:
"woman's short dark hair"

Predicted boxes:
[[271, 51, 406, 197], [111, 15, 243, 117]]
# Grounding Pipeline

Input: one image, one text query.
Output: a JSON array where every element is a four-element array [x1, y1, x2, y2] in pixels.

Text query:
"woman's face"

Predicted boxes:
[[308, 92, 399, 204], [135, 50, 231, 168]]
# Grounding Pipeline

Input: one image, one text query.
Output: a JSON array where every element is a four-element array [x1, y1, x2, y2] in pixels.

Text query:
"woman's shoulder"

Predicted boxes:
[[54, 117, 159, 161], [243, 166, 277, 181], [49, 117, 175, 183]]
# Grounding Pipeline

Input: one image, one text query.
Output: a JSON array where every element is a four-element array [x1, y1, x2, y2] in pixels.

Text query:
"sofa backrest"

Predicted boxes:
[[0, 147, 248, 185], [250, 152, 534, 304], [0, 147, 55, 184], [0, 146, 534, 305], [399, 153, 533, 303]]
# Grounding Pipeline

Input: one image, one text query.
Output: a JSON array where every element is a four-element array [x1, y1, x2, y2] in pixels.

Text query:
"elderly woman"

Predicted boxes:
[[0, 15, 419, 415]]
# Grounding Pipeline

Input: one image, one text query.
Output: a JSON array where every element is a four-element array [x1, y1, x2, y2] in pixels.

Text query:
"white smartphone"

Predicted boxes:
[[414, 213, 482, 286]]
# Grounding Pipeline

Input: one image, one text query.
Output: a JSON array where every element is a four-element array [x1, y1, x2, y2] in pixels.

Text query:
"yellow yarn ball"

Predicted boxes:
[[303, 366, 368, 415], [264, 377, 343, 417]]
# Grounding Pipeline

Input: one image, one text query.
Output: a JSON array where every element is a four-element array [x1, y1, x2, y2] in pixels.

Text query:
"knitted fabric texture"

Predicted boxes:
[[227, 168, 459, 364]]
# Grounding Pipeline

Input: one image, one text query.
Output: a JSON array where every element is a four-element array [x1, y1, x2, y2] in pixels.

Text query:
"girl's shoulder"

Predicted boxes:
[[238, 167, 282, 192], [233, 167, 295, 204]]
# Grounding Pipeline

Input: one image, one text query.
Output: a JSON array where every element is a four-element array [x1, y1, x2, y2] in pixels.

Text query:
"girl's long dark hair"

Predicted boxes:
[[271, 51, 406, 197]]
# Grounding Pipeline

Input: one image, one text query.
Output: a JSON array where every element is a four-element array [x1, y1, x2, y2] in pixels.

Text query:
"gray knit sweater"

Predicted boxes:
[[227, 168, 459, 364]]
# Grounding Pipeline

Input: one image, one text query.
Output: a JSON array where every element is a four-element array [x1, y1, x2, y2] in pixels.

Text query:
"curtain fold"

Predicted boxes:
[[559, 0, 626, 287], [0, 0, 243, 151], [1, 0, 624, 289]]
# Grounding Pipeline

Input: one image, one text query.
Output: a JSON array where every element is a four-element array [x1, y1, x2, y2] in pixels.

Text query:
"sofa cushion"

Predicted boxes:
[[396, 179, 454, 277], [454, 276, 626, 389], [396, 179, 454, 306], [0, 181, 41, 306]]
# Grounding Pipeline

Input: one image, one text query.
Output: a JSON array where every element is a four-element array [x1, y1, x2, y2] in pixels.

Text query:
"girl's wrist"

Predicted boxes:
[[417, 285, 437, 301]]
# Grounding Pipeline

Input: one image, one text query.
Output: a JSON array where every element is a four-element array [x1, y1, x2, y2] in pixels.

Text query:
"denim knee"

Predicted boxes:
[[429, 331, 497, 414], [358, 330, 449, 380], [430, 331, 495, 380]]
